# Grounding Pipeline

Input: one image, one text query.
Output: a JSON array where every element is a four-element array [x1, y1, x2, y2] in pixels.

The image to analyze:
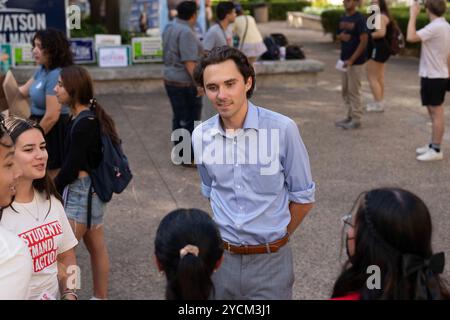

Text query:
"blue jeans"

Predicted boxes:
[[165, 84, 202, 160], [64, 176, 105, 226]]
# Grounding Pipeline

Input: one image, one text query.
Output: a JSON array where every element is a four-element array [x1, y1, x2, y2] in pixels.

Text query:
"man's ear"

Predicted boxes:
[[245, 77, 253, 92]]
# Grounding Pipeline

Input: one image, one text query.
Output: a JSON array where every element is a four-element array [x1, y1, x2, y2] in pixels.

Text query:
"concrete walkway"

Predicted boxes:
[[75, 22, 450, 300]]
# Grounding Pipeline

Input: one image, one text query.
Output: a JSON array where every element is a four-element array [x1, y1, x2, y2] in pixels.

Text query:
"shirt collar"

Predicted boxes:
[[175, 18, 192, 28], [210, 101, 259, 137]]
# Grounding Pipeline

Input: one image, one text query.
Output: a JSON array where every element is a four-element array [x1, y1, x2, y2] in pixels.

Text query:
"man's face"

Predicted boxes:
[[203, 59, 252, 122], [227, 9, 237, 23], [343, 0, 358, 11]]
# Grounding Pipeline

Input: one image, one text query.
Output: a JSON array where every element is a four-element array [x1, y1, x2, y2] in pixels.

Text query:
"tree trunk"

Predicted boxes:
[[89, 0, 103, 24], [105, 0, 120, 34]]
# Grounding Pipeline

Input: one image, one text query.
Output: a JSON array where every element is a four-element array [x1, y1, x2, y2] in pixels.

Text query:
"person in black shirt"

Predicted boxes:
[[54, 65, 120, 300], [335, 0, 368, 130]]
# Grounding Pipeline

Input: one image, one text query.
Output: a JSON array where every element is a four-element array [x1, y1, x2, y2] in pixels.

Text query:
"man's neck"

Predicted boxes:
[[429, 13, 439, 22], [346, 9, 357, 16], [219, 20, 229, 30], [221, 100, 249, 131]]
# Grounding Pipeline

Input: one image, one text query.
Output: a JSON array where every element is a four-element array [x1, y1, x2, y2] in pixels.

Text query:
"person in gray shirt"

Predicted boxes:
[[163, 1, 203, 166], [203, 1, 236, 52]]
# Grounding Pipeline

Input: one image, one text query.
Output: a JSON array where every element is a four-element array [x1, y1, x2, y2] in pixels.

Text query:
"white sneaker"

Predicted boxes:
[[366, 102, 384, 113], [416, 148, 443, 161], [416, 145, 430, 155]]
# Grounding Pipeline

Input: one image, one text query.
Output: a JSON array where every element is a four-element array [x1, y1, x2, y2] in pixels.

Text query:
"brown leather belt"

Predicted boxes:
[[164, 80, 195, 88], [222, 234, 289, 255]]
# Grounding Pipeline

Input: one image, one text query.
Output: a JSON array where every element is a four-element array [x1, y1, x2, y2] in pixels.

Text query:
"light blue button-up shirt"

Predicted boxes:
[[192, 102, 315, 245]]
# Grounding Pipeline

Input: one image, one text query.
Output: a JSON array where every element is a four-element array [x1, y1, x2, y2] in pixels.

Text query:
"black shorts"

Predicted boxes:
[[420, 78, 448, 107], [368, 39, 391, 63]]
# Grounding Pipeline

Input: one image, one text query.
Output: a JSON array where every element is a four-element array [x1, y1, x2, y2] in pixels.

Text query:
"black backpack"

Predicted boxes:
[[70, 110, 133, 227], [71, 110, 132, 203], [270, 33, 289, 47], [261, 36, 280, 60], [286, 45, 305, 60]]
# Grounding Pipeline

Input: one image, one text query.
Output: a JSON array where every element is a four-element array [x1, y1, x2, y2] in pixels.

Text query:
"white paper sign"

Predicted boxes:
[[98, 46, 130, 68], [335, 59, 348, 72], [95, 34, 122, 49]]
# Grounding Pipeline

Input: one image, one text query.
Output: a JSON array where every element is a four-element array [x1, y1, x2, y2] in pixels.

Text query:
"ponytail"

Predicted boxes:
[[89, 98, 121, 145], [165, 253, 213, 300]]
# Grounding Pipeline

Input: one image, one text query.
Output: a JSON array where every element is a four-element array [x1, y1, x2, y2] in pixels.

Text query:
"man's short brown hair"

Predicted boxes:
[[425, 0, 447, 17]]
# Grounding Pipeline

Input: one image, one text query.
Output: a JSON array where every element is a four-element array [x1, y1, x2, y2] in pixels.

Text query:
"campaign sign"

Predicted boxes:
[[131, 37, 162, 63], [12, 43, 34, 67], [0, 43, 12, 73], [95, 34, 122, 50], [70, 38, 96, 64], [128, 0, 159, 33], [0, 0, 68, 43], [98, 46, 131, 68]]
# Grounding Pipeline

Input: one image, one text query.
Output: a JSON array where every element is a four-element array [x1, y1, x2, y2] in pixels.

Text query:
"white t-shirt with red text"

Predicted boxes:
[[0, 190, 78, 300], [0, 225, 33, 299]]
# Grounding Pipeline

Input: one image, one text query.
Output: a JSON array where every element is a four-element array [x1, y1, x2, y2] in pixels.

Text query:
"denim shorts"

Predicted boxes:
[[64, 176, 105, 226]]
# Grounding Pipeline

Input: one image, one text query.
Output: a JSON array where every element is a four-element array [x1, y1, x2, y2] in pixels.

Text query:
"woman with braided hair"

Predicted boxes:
[[155, 208, 224, 300], [332, 188, 449, 300]]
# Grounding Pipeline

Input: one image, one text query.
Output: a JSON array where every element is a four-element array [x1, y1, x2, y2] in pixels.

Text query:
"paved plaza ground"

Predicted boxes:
[[76, 22, 450, 300]]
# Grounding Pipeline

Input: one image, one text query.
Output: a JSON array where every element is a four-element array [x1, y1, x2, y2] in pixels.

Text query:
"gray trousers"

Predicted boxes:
[[342, 64, 363, 121], [211, 243, 294, 300]]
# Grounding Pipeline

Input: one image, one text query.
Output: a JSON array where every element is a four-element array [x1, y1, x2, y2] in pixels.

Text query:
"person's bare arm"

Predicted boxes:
[[287, 202, 314, 235], [183, 60, 196, 79], [345, 33, 368, 67], [371, 15, 389, 39], [57, 248, 77, 299], [184, 61, 203, 96], [39, 96, 61, 134], [447, 54, 450, 77], [18, 78, 34, 98], [407, 3, 422, 43]]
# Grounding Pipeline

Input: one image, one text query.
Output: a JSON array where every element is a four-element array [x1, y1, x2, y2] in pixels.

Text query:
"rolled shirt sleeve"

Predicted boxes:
[[282, 119, 315, 204]]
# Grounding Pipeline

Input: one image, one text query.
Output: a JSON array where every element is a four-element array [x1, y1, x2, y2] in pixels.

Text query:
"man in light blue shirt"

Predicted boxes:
[[192, 46, 315, 299]]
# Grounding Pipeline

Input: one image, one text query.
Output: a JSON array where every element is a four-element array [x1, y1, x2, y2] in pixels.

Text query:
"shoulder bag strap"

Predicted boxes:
[[239, 16, 249, 51]]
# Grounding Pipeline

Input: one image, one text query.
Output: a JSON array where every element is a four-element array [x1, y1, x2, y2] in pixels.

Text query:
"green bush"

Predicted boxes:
[[212, 1, 311, 21], [70, 18, 107, 38], [320, 7, 450, 50], [320, 9, 343, 41]]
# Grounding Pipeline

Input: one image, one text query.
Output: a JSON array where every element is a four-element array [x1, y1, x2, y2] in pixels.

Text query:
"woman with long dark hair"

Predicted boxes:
[[0, 116, 32, 300], [54, 65, 120, 300], [332, 188, 450, 300], [1, 116, 78, 300], [155, 209, 224, 300], [18, 28, 74, 176], [366, 0, 395, 112]]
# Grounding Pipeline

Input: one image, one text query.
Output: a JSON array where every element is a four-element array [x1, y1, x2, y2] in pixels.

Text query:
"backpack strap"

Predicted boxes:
[[70, 109, 96, 138], [70, 109, 96, 229]]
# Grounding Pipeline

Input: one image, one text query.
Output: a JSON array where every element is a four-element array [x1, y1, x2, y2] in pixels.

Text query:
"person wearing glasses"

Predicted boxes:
[[332, 188, 450, 300]]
